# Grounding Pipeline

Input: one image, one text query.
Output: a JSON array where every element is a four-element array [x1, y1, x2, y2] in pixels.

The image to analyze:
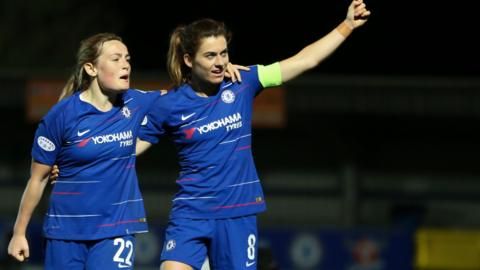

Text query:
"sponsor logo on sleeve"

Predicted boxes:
[[37, 136, 56, 152], [165, 240, 176, 251]]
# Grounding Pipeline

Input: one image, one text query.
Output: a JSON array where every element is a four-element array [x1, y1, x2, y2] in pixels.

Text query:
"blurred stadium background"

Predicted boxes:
[[1, 0, 479, 269]]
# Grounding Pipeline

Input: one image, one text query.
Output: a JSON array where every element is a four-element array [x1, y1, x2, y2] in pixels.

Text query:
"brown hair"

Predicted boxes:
[[167, 19, 231, 88], [59, 33, 123, 100]]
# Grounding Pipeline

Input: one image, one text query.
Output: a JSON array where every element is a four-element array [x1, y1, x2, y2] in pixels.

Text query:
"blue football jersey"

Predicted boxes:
[[32, 89, 161, 240], [140, 66, 268, 219]]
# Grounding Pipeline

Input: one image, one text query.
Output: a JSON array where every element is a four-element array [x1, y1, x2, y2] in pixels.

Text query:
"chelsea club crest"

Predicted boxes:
[[221, 89, 235, 104], [121, 106, 131, 118]]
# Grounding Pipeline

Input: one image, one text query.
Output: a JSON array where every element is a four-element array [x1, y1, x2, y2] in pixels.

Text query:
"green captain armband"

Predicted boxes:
[[258, 62, 282, 88]]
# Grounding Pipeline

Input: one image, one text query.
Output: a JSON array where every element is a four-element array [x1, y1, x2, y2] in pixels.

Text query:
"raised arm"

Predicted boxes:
[[279, 0, 370, 83], [8, 161, 52, 262]]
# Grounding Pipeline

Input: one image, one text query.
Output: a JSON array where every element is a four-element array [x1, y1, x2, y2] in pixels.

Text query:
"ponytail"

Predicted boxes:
[[166, 19, 231, 88], [59, 33, 123, 101]]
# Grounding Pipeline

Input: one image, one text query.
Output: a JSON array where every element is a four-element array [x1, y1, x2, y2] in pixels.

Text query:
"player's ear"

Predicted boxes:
[[183, 54, 193, 68], [84, 62, 97, 77]]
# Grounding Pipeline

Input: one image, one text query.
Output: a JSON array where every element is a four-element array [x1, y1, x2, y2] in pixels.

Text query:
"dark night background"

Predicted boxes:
[[123, 0, 479, 77], [1, 0, 478, 76]]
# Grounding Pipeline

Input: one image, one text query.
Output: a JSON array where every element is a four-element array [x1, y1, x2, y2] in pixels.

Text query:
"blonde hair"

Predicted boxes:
[[59, 33, 123, 100]]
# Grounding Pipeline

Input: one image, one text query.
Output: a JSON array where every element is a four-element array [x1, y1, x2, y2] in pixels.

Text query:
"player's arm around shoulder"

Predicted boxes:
[[136, 138, 152, 156]]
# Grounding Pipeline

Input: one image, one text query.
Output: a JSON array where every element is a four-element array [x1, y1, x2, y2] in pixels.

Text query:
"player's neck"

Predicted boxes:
[[80, 87, 118, 112], [189, 78, 219, 97]]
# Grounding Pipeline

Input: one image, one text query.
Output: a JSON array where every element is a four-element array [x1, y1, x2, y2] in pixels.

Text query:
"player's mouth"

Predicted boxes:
[[120, 74, 130, 82], [211, 69, 224, 78]]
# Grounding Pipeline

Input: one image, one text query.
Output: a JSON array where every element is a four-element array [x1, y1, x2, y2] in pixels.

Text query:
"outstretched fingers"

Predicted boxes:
[[225, 63, 250, 82]]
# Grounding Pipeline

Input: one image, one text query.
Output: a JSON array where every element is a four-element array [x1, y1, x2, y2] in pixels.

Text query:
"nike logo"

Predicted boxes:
[[181, 113, 196, 121], [77, 129, 90, 137], [246, 261, 255, 267]]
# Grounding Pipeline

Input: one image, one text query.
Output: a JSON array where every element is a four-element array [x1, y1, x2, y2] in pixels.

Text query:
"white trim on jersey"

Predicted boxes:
[[172, 196, 216, 201], [222, 82, 233, 89], [228, 180, 260, 188], [46, 214, 101, 218], [219, 134, 251, 144], [55, 181, 101, 184], [111, 154, 135, 160], [180, 116, 208, 128], [111, 199, 144, 205]]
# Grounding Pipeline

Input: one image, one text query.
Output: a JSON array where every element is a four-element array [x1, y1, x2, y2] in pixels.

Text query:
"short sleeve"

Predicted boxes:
[[31, 111, 64, 166], [138, 94, 172, 144], [237, 65, 263, 97]]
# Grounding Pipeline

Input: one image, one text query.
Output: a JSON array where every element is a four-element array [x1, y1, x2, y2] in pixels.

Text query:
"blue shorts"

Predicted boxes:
[[160, 215, 258, 270], [44, 235, 136, 270]]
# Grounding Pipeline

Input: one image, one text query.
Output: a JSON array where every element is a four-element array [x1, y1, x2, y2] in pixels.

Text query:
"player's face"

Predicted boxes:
[[190, 36, 229, 85], [94, 40, 131, 92]]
